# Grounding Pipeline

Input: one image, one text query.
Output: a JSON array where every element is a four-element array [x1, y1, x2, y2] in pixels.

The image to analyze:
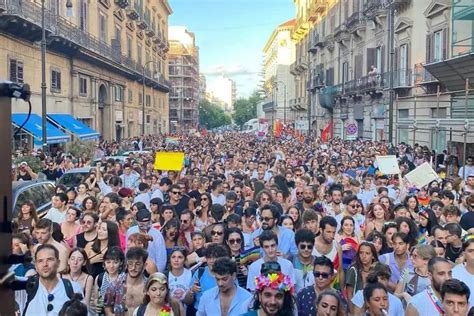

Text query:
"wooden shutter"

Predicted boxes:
[[442, 28, 448, 60], [367, 48, 376, 73], [381, 46, 385, 73], [17, 61, 23, 83], [426, 34, 431, 63], [9, 59, 16, 82], [354, 55, 363, 79]]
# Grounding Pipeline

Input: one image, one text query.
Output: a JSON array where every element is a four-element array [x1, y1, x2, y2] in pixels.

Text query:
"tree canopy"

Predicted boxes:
[[198, 99, 232, 129], [232, 91, 261, 127]]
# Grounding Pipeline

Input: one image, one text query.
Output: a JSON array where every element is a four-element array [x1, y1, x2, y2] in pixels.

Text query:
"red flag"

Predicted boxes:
[[321, 121, 333, 143], [273, 120, 282, 138], [201, 128, 208, 137]]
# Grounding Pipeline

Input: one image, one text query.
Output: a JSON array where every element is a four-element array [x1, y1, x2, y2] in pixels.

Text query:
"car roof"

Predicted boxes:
[[12, 180, 55, 191], [62, 167, 94, 174]]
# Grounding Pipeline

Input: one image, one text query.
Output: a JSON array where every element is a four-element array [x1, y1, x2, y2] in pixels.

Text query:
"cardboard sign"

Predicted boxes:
[[154, 152, 184, 171], [405, 162, 438, 188], [376, 155, 400, 175]]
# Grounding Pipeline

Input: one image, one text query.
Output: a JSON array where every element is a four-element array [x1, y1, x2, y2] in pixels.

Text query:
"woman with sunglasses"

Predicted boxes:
[[195, 193, 212, 231], [225, 227, 247, 287], [207, 223, 225, 245], [161, 219, 181, 258], [345, 241, 379, 314]]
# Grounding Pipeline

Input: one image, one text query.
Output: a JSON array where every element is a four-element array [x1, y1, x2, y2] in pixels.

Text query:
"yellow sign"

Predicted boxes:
[[154, 152, 185, 171]]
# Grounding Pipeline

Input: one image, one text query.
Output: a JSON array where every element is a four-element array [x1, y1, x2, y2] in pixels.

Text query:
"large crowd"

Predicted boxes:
[[9, 133, 474, 316]]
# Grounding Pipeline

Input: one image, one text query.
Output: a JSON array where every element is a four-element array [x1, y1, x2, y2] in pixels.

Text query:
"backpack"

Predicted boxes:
[[23, 276, 75, 316]]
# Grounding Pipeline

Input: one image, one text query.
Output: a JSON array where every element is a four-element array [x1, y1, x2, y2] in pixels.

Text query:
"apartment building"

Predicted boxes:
[[306, 0, 474, 157], [168, 26, 200, 133], [0, 0, 171, 144], [262, 19, 297, 124]]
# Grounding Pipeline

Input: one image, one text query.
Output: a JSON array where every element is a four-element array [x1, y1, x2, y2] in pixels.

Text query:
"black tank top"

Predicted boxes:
[[76, 232, 97, 249]]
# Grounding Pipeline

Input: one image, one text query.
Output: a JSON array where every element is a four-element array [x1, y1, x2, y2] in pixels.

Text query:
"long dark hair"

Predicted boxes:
[[92, 221, 120, 254], [161, 218, 180, 243], [353, 241, 378, 270], [418, 208, 438, 235], [224, 227, 245, 254], [64, 247, 91, 275], [252, 289, 296, 316]]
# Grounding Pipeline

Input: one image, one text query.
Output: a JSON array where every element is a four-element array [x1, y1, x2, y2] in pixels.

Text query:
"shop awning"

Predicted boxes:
[[12, 113, 70, 144], [424, 53, 474, 92], [47, 114, 100, 140]]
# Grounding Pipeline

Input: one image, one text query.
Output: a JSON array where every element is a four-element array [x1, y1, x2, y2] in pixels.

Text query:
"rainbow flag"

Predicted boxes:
[[240, 246, 261, 266], [165, 137, 179, 145]]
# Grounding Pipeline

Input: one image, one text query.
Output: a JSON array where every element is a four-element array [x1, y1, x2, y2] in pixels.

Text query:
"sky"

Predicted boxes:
[[168, 0, 295, 98]]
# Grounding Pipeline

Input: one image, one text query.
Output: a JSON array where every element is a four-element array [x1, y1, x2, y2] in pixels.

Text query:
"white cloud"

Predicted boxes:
[[202, 64, 257, 76]]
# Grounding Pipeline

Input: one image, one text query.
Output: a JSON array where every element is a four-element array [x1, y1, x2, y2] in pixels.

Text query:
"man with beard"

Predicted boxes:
[[73, 211, 98, 249], [22, 244, 82, 315], [242, 270, 296, 316], [104, 247, 148, 315], [325, 185, 344, 216], [251, 204, 297, 258], [197, 258, 251, 315], [296, 185, 318, 213], [406, 257, 453, 316], [126, 209, 167, 273], [247, 230, 296, 291], [313, 216, 344, 289], [33, 218, 69, 273]]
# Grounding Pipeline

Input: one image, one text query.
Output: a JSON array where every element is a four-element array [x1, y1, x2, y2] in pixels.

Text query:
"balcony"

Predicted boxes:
[[310, 74, 325, 91], [296, 57, 308, 71], [126, 5, 139, 20], [136, 18, 148, 30], [414, 63, 438, 85], [363, 0, 388, 18], [344, 79, 365, 98], [310, 0, 327, 15], [290, 61, 300, 75], [334, 24, 350, 44], [324, 34, 335, 51], [115, 0, 129, 9], [393, 68, 413, 89], [0, 1, 169, 92], [319, 85, 340, 110]]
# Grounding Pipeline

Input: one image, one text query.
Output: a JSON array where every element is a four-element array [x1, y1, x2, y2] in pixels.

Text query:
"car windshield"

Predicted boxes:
[[59, 173, 88, 188]]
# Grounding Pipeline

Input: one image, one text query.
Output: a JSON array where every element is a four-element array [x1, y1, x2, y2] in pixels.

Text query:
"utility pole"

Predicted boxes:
[[387, 0, 395, 144]]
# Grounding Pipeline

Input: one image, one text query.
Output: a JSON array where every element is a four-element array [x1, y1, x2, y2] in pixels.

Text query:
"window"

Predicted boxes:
[[146, 115, 151, 124], [146, 95, 151, 107], [51, 70, 61, 91], [114, 86, 124, 102], [128, 89, 133, 103], [434, 30, 443, 62], [79, 0, 87, 31], [127, 36, 132, 58], [138, 92, 143, 105], [399, 44, 408, 85], [114, 25, 121, 42], [398, 109, 409, 119], [376, 46, 382, 72], [137, 44, 142, 65], [342, 62, 348, 83], [431, 107, 447, 118], [9, 59, 24, 83], [79, 77, 87, 96], [99, 12, 107, 43]]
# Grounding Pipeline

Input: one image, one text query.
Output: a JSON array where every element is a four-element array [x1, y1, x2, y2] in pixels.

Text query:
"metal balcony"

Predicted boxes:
[[310, 0, 327, 15], [393, 68, 413, 89], [310, 75, 325, 91], [115, 0, 129, 9], [414, 63, 438, 85], [363, 0, 388, 18], [334, 24, 350, 44], [290, 62, 300, 75], [137, 18, 148, 30], [126, 5, 139, 20]]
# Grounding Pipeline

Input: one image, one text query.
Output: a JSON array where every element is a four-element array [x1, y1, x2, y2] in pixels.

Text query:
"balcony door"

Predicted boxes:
[[399, 44, 408, 86]]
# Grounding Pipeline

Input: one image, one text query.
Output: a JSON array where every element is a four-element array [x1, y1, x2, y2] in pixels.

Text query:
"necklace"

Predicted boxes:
[[70, 272, 82, 282]]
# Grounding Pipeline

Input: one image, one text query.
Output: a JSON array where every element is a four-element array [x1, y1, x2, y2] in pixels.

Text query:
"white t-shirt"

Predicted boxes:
[[352, 289, 404, 316], [168, 269, 193, 302], [408, 289, 444, 316], [211, 193, 226, 206], [452, 264, 474, 306], [44, 208, 66, 224], [24, 278, 82, 316], [246, 257, 295, 291]]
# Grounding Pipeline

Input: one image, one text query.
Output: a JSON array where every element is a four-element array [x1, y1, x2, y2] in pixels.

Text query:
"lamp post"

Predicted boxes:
[[41, 0, 73, 153], [142, 60, 161, 135]]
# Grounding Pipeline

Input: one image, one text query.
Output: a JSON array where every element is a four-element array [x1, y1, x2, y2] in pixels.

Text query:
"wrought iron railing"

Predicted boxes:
[[346, 11, 362, 29], [2, 0, 169, 89]]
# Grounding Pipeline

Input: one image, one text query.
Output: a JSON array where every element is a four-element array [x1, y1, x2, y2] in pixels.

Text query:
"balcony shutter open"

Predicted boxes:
[[366, 48, 376, 73], [354, 55, 363, 79], [442, 28, 448, 60], [426, 34, 432, 63]]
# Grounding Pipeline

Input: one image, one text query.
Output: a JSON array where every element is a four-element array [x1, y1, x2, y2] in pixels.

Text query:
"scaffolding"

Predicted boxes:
[[395, 79, 473, 178]]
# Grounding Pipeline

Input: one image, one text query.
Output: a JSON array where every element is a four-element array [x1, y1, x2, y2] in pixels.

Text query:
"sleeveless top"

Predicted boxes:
[[313, 240, 338, 261]]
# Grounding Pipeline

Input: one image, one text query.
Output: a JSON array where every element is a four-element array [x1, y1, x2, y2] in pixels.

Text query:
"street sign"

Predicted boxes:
[[346, 122, 358, 140]]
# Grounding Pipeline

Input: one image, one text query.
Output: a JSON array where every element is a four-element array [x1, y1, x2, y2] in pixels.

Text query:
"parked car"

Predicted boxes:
[[57, 167, 94, 189], [91, 156, 129, 166], [12, 180, 56, 218]]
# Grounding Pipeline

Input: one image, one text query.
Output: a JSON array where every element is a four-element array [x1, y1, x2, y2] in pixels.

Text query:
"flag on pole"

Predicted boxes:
[[321, 121, 333, 143]]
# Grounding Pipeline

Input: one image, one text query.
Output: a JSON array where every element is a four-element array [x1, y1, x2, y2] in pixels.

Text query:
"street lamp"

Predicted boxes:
[[41, 0, 73, 154], [142, 60, 162, 135]]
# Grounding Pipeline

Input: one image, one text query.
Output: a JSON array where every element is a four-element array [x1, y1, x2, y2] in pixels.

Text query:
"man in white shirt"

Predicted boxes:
[[44, 193, 68, 224], [23, 244, 82, 316], [459, 157, 474, 180], [246, 230, 295, 291], [210, 179, 226, 206], [452, 236, 474, 307]]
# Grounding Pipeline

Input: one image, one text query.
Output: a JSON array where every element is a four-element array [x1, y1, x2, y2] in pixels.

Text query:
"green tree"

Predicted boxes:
[[232, 91, 261, 127], [199, 99, 231, 129]]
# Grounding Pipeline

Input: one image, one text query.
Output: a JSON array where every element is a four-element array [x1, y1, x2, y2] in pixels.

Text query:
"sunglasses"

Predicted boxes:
[[228, 238, 241, 244], [261, 217, 273, 222], [296, 192, 303, 195], [211, 230, 224, 236], [171, 191, 181, 195], [261, 262, 281, 274], [181, 219, 189, 224], [201, 197, 208, 201], [47, 293, 54, 312], [313, 271, 331, 279], [298, 244, 313, 250]]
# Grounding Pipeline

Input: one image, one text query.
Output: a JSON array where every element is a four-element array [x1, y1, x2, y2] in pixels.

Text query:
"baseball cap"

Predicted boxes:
[[136, 209, 151, 222]]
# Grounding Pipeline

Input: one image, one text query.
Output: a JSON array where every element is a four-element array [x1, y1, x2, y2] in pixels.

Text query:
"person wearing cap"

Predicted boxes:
[[151, 177, 172, 203], [126, 208, 167, 273], [16, 161, 38, 181]]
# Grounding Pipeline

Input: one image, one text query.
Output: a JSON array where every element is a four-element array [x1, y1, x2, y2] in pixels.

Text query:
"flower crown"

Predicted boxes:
[[255, 272, 295, 294]]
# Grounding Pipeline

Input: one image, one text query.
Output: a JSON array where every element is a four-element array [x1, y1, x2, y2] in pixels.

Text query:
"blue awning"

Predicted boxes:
[[47, 114, 100, 140], [12, 113, 70, 144]]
